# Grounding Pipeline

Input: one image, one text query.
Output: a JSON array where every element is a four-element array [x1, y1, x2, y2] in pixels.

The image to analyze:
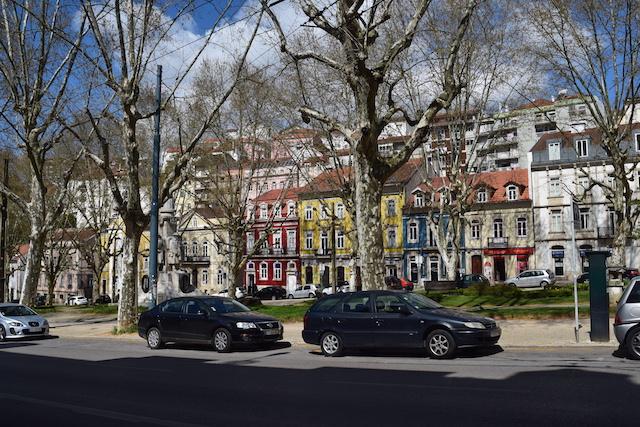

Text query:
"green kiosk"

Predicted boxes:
[[585, 250, 610, 342]]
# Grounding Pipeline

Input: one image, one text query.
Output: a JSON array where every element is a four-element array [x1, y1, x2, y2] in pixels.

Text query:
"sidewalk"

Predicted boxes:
[[46, 311, 618, 347]]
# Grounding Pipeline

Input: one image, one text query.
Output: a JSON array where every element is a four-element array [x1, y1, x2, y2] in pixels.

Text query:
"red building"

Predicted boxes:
[[245, 188, 301, 291]]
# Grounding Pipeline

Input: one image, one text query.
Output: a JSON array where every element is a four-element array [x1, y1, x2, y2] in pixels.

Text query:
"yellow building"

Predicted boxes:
[[298, 160, 421, 287]]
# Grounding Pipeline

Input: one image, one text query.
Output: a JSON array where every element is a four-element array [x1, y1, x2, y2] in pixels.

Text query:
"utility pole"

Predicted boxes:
[[331, 201, 337, 294], [570, 199, 581, 342], [149, 65, 162, 306], [0, 159, 8, 302]]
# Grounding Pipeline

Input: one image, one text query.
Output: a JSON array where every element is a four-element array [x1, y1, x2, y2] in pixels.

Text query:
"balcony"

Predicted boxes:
[[316, 247, 333, 257], [179, 255, 210, 265], [488, 237, 509, 248], [597, 226, 615, 239], [250, 246, 298, 256]]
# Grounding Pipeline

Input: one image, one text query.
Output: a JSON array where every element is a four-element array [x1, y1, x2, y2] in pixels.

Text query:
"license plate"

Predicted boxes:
[[264, 329, 279, 336], [490, 329, 500, 337], [30, 328, 43, 333]]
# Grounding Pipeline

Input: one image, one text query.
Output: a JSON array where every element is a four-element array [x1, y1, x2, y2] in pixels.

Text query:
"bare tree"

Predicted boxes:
[[0, 1, 86, 304], [263, 0, 479, 289], [77, 1, 263, 330], [528, 0, 640, 270], [42, 226, 77, 306]]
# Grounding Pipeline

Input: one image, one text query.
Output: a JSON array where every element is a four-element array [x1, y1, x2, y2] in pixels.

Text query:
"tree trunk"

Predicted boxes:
[[117, 228, 141, 331], [20, 231, 45, 306], [227, 228, 245, 300], [353, 151, 385, 290], [47, 273, 55, 306]]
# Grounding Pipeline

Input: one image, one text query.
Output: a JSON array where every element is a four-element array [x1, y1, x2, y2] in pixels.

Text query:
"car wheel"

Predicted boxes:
[[320, 332, 343, 357], [146, 327, 163, 350], [626, 328, 640, 360], [508, 283, 516, 288], [271, 295, 276, 300], [309, 293, 315, 298], [0, 325, 6, 342], [288, 294, 293, 299], [213, 328, 232, 353], [540, 281, 549, 289], [426, 329, 456, 359]]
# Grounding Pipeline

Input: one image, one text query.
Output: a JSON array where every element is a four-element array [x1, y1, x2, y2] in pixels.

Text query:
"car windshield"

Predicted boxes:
[[0, 305, 37, 317], [398, 293, 442, 310], [206, 298, 250, 313]]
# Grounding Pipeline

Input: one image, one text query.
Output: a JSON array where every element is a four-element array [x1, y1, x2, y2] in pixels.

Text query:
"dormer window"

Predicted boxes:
[[575, 138, 589, 158], [477, 188, 487, 203], [414, 192, 425, 207], [287, 201, 296, 216], [259, 204, 268, 219], [273, 203, 281, 218], [506, 185, 519, 201]]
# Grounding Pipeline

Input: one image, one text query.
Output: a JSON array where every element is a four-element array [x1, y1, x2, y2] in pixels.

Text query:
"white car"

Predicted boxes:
[[505, 270, 556, 288], [68, 296, 89, 306], [321, 284, 351, 295], [217, 288, 245, 299], [0, 303, 50, 340], [288, 285, 318, 299]]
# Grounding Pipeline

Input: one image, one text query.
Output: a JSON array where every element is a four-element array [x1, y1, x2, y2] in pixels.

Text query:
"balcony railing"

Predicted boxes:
[[597, 226, 615, 238], [250, 246, 298, 256], [488, 237, 509, 248], [179, 255, 210, 264], [316, 247, 333, 256]]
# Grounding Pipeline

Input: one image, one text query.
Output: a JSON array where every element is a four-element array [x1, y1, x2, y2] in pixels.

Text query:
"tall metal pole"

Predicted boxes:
[[0, 159, 8, 302], [570, 200, 581, 342], [149, 65, 162, 306]]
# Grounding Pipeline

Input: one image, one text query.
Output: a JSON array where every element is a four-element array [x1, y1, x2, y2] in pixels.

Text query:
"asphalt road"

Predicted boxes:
[[1, 337, 638, 427]]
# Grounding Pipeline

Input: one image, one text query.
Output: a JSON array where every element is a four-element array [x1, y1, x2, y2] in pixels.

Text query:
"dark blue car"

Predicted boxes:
[[302, 290, 500, 358]]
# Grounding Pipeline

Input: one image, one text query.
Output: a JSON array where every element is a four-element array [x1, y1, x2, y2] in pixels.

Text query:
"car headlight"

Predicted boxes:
[[43, 320, 49, 326], [463, 322, 486, 329], [9, 321, 24, 327], [236, 322, 257, 329]]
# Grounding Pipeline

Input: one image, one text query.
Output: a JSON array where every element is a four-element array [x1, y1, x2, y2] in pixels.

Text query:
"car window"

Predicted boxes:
[[341, 295, 371, 313], [206, 298, 251, 313], [0, 305, 37, 316], [162, 300, 184, 313], [374, 295, 405, 313], [398, 293, 442, 310], [310, 296, 341, 313], [627, 283, 640, 304], [184, 300, 207, 315]]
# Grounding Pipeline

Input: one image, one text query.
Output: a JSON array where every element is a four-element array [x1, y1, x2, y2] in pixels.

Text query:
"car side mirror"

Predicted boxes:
[[197, 311, 208, 318]]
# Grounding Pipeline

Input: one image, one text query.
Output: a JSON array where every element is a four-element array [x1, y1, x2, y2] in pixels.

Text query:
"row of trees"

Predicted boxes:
[[1, 0, 638, 330]]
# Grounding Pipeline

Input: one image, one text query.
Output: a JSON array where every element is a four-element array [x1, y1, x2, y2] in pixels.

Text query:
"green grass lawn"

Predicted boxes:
[[254, 302, 314, 322], [429, 290, 591, 308]]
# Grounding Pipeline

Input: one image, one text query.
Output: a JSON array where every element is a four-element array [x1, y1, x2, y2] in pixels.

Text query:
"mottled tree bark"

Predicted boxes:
[[117, 227, 142, 330]]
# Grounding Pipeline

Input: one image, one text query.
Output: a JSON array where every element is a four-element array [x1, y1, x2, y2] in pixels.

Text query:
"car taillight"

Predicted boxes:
[[614, 312, 621, 326], [303, 313, 309, 329]]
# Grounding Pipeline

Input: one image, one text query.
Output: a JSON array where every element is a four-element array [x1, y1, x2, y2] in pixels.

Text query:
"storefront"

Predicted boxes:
[[482, 247, 535, 283]]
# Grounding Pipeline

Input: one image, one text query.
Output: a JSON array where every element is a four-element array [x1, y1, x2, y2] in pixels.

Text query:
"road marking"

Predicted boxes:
[[0, 392, 208, 427], [329, 380, 526, 394]]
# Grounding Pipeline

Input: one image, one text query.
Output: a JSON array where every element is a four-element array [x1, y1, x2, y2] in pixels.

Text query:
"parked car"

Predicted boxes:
[[288, 284, 317, 299], [34, 295, 47, 307], [456, 274, 490, 289], [384, 276, 414, 291], [94, 294, 112, 305], [302, 290, 501, 359], [254, 286, 287, 300], [217, 288, 245, 299], [614, 278, 640, 360], [0, 303, 50, 341], [67, 296, 89, 306], [577, 273, 589, 284], [137, 296, 283, 352], [505, 269, 556, 288], [623, 269, 640, 280], [321, 283, 351, 296]]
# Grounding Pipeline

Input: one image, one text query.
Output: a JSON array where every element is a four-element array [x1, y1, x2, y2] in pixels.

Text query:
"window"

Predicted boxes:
[[336, 230, 345, 249], [202, 241, 209, 257], [341, 294, 371, 313], [547, 110, 556, 121], [387, 200, 396, 217], [550, 209, 563, 233], [627, 283, 640, 304], [202, 270, 208, 285], [320, 205, 328, 219], [579, 208, 590, 230], [162, 300, 184, 313], [217, 269, 225, 285], [288, 201, 296, 217], [305, 231, 314, 249], [143, 257, 149, 271], [549, 177, 561, 197], [271, 181, 276, 189], [577, 104, 587, 115], [374, 294, 406, 314], [477, 188, 487, 203], [635, 133, 640, 152], [471, 220, 480, 239], [320, 231, 328, 251], [408, 222, 418, 242], [336, 203, 344, 219], [517, 217, 527, 237], [414, 192, 424, 207], [548, 141, 561, 160], [577, 176, 589, 195], [493, 218, 503, 238], [274, 203, 281, 218], [575, 138, 589, 157], [552, 246, 565, 276], [246, 233, 254, 251], [305, 205, 313, 220], [273, 230, 281, 249], [387, 227, 397, 247], [379, 143, 392, 155], [287, 230, 296, 251], [273, 262, 282, 280], [192, 241, 198, 256], [259, 263, 268, 280], [506, 185, 518, 201], [259, 204, 268, 219]]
